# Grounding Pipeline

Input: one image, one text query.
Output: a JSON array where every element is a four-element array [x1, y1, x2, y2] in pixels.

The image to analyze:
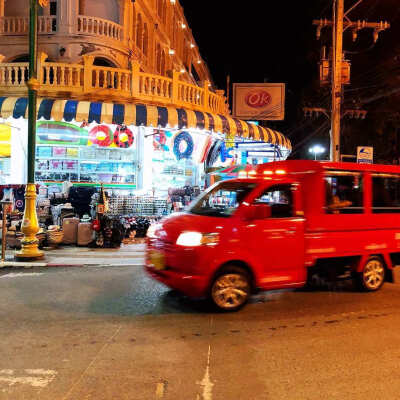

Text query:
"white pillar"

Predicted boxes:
[[57, 0, 78, 35]]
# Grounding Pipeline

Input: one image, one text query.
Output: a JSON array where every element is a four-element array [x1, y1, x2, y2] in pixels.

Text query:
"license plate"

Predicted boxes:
[[149, 250, 165, 271]]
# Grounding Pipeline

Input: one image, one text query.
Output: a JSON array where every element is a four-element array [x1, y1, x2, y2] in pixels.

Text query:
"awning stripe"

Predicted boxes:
[[0, 97, 291, 152], [76, 101, 90, 123], [124, 103, 136, 126], [194, 111, 205, 130], [232, 118, 243, 136], [219, 115, 229, 134], [88, 102, 102, 124], [136, 104, 147, 126], [63, 100, 78, 122], [101, 102, 114, 124], [112, 103, 125, 125], [146, 105, 159, 127], [205, 112, 215, 132], [157, 106, 168, 127], [177, 108, 187, 129], [166, 106, 178, 128], [14, 98, 28, 119], [248, 123, 254, 139], [51, 99, 67, 122]]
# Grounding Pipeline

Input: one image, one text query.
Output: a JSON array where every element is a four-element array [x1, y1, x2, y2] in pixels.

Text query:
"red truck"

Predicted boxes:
[[146, 161, 400, 311]]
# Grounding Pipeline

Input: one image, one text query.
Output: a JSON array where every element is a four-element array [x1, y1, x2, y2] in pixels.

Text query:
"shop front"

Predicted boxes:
[[0, 96, 291, 248]]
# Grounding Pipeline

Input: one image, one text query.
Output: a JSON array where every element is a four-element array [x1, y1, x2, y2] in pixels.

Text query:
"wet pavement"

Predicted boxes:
[[1, 265, 400, 399]]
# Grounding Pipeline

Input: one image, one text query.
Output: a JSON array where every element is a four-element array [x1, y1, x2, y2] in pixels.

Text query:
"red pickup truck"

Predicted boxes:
[[146, 161, 400, 311]]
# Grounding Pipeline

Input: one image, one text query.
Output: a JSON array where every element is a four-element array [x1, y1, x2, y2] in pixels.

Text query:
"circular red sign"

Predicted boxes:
[[245, 90, 272, 108]]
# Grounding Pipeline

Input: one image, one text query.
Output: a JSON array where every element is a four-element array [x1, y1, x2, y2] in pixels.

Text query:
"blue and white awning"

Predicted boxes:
[[0, 97, 292, 151]]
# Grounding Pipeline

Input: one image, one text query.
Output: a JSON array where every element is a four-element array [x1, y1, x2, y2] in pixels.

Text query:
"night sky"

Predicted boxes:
[[180, 1, 400, 161]]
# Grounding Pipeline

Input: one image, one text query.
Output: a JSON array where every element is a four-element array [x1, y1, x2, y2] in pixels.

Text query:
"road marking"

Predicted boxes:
[[0, 369, 57, 389], [197, 345, 214, 400], [0, 272, 43, 279]]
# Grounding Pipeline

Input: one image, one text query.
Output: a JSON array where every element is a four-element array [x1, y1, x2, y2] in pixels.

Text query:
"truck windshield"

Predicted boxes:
[[189, 181, 257, 217]]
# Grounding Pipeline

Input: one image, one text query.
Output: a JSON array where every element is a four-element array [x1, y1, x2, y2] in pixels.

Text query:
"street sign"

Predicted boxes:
[[357, 146, 373, 164]]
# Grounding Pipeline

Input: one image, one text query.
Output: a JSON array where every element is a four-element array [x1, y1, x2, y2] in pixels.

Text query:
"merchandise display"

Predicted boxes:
[[35, 121, 137, 190]]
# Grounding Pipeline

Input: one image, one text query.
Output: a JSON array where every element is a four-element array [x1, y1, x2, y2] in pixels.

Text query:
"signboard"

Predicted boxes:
[[233, 83, 285, 121], [357, 146, 373, 164]]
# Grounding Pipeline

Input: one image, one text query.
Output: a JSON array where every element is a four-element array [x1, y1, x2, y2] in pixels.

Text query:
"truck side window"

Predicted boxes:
[[372, 176, 400, 213], [325, 173, 363, 214], [254, 184, 293, 218]]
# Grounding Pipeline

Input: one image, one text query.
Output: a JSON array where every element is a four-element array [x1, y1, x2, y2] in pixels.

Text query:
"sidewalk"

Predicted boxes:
[[0, 243, 146, 268]]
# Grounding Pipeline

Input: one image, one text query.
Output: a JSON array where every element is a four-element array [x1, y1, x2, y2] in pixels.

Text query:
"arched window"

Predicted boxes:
[[156, 43, 161, 74], [136, 13, 143, 50], [143, 23, 148, 57]]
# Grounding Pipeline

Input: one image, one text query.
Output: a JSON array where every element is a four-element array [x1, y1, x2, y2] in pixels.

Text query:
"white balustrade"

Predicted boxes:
[[0, 63, 29, 86], [91, 66, 131, 93], [41, 63, 83, 88], [77, 15, 123, 41], [0, 16, 56, 34], [0, 60, 226, 114], [138, 73, 173, 99]]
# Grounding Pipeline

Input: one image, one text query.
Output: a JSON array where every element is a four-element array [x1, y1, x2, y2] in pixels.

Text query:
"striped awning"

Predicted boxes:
[[0, 97, 291, 151]]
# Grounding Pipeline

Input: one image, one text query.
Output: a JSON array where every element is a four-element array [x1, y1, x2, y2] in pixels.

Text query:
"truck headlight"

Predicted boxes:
[[176, 232, 219, 247]]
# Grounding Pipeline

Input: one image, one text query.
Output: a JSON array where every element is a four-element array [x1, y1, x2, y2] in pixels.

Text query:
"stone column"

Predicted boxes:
[[57, 0, 78, 35], [0, 0, 5, 18], [121, 0, 130, 45]]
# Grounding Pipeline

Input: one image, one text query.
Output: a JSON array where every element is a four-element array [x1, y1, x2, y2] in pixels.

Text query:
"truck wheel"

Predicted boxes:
[[355, 256, 386, 292], [210, 266, 251, 312]]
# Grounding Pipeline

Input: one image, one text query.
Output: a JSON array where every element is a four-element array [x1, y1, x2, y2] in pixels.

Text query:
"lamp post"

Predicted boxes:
[[309, 145, 325, 161], [16, 0, 45, 259]]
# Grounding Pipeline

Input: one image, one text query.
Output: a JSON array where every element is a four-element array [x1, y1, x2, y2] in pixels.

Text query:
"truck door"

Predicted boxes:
[[244, 183, 306, 288]]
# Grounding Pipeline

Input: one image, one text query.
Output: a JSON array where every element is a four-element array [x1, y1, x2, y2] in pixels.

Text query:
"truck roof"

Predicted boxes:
[[253, 160, 400, 175]]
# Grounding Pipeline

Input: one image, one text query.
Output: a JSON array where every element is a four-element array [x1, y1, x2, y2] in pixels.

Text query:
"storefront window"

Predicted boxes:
[[34, 121, 137, 191]]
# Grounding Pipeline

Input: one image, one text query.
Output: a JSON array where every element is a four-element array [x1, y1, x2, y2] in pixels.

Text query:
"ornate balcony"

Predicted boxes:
[[0, 57, 228, 115], [0, 15, 123, 42], [76, 15, 123, 41]]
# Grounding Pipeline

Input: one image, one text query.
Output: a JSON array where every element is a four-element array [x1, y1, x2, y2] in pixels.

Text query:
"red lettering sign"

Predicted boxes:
[[245, 90, 272, 108]]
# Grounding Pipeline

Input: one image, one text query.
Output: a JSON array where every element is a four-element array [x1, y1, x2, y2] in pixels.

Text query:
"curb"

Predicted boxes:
[[0, 261, 144, 269]]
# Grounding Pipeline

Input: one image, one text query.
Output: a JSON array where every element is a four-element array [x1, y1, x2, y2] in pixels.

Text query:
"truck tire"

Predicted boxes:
[[355, 256, 385, 292], [210, 265, 251, 312]]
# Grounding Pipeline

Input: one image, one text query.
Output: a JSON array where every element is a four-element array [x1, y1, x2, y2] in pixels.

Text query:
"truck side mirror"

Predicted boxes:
[[244, 204, 271, 220]]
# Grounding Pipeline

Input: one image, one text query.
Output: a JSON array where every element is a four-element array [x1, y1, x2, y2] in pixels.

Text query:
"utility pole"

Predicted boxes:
[[331, 0, 344, 162], [312, 0, 390, 162]]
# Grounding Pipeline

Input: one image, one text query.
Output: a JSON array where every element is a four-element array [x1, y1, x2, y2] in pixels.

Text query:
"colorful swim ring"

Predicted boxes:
[[173, 131, 194, 160], [89, 125, 113, 147], [114, 125, 134, 148]]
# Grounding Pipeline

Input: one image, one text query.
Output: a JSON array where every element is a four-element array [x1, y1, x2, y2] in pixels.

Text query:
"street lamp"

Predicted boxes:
[[309, 145, 325, 160], [15, 0, 46, 260]]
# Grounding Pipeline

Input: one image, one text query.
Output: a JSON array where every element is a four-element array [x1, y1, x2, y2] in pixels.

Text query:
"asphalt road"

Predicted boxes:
[[1, 265, 400, 400]]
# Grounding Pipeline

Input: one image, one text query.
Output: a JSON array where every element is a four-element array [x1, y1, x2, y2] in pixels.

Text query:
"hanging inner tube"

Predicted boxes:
[[89, 125, 113, 147], [114, 125, 134, 148], [173, 131, 194, 160]]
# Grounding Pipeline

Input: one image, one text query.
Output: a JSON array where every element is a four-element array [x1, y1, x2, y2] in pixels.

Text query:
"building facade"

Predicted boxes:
[[0, 0, 212, 85]]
